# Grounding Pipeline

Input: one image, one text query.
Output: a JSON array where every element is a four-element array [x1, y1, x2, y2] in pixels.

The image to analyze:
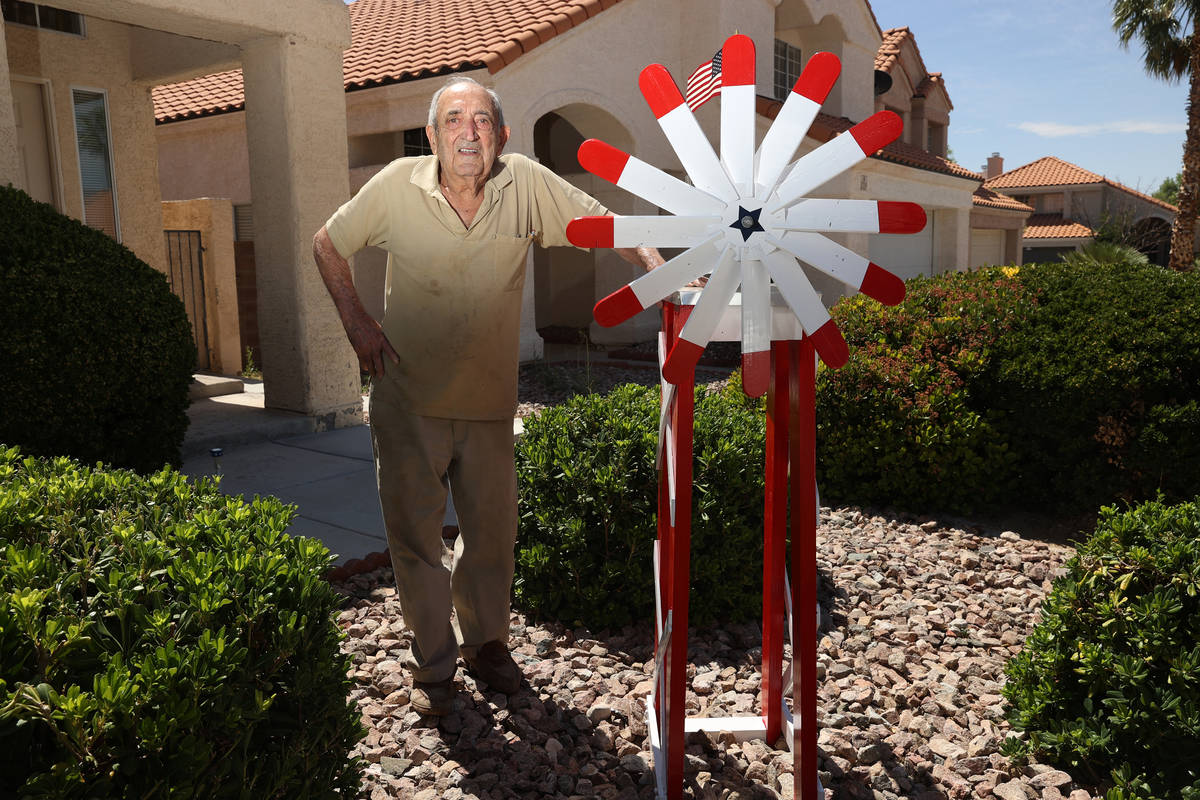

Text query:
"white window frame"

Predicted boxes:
[[70, 85, 120, 242]]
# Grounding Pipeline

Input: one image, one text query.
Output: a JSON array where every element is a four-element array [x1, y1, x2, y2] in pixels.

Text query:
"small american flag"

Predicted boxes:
[[685, 49, 722, 111]]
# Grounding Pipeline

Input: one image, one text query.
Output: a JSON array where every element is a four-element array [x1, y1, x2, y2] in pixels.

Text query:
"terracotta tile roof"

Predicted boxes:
[[1023, 214, 1093, 240], [874, 26, 910, 72], [973, 185, 1033, 213], [984, 155, 1178, 214], [985, 156, 1103, 189], [872, 27, 950, 108], [154, 0, 624, 123], [154, 69, 244, 124], [755, 96, 981, 182]]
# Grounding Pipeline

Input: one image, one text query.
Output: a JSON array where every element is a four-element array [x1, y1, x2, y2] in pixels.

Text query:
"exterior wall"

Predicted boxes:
[[5, 17, 167, 275], [0, 24, 20, 183], [157, 112, 251, 203], [776, 0, 878, 122], [162, 197, 241, 374]]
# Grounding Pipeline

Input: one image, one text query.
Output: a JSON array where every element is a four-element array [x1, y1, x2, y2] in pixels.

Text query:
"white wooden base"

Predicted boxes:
[[647, 700, 823, 799]]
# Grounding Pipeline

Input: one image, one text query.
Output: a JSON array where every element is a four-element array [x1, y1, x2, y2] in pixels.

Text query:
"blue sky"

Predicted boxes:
[[868, 0, 1187, 194]]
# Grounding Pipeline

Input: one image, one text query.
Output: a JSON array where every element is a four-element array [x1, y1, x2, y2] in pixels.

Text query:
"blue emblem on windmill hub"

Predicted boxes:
[[731, 206, 765, 241]]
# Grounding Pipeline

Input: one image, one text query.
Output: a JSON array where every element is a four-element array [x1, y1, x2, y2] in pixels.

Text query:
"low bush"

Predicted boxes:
[[0, 186, 195, 472], [1002, 497, 1200, 799], [514, 382, 765, 629], [0, 447, 364, 798], [816, 267, 1034, 513], [982, 258, 1200, 510]]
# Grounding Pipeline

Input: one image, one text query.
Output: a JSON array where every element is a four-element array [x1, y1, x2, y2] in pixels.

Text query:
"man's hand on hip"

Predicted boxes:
[[347, 313, 400, 378]]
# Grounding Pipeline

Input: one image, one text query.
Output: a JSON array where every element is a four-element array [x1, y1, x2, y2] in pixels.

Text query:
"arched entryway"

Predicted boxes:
[[532, 104, 652, 346]]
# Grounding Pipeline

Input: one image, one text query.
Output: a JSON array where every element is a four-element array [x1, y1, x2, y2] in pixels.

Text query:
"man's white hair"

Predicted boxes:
[[427, 76, 505, 130]]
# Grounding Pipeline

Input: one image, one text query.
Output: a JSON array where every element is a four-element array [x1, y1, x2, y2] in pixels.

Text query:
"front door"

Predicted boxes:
[[12, 80, 58, 208]]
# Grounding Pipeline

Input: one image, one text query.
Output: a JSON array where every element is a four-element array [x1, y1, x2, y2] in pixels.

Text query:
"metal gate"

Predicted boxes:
[[164, 229, 209, 371]]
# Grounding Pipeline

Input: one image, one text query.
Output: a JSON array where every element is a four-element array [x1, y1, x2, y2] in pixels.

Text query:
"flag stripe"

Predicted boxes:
[[685, 49, 722, 111]]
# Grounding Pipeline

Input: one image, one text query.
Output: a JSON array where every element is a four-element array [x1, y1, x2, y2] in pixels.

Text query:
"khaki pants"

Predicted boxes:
[[369, 381, 517, 683]]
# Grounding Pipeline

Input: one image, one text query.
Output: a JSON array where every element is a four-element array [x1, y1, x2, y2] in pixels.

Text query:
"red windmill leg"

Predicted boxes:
[[789, 338, 819, 800], [762, 340, 791, 743], [665, 304, 694, 800]]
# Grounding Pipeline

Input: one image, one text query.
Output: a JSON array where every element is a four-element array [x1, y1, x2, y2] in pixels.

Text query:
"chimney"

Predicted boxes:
[[986, 152, 1004, 179]]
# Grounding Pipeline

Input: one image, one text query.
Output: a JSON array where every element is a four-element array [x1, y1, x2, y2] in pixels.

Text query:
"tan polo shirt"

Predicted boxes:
[[325, 153, 607, 420]]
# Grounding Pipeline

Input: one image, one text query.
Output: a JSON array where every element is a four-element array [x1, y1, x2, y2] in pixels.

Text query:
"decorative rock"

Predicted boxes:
[[928, 736, 967, 761], [856, 742, 889, 766], [331, 498, 1081, 800], [994, 780, 1031, 800], [1029, 770, 1073, 791]]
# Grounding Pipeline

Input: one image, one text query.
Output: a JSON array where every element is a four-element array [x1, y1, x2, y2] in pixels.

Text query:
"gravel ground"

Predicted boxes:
[[336, 360, 1095, 800]]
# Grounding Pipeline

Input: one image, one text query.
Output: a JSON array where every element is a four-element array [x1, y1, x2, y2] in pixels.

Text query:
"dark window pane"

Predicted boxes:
[[403, 127, 432, 156], [2, 0, 40, 26], [37, 5, 83, 34]]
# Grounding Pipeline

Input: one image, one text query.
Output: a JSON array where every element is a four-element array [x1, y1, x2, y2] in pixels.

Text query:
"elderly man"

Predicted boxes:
[[313, 76, 661, 715]]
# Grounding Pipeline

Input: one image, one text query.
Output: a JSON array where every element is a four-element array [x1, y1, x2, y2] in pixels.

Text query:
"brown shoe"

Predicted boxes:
[[464, 640, 522, 694], [411, 678, 456, 716]]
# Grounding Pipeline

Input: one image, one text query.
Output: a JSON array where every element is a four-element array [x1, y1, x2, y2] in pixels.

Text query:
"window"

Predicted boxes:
[[1, 1, 83, 34], [348, 127, 431, 169], [1041, 193, 1064, 214], [774, 39, 804, 100], [403, 127, 432, 157], [72, 89, 119, 240], [927, 122, 947, 158]]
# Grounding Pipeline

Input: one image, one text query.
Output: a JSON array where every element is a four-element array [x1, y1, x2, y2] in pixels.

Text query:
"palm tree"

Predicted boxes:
[[1113, 0, 1199, 271]]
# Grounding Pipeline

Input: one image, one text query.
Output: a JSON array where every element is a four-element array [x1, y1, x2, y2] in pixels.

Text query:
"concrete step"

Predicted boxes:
[[189, 373, 245, 400]]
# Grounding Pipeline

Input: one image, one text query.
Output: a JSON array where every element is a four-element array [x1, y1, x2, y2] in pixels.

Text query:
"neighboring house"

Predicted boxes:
[[873, 28, 1030, 270], [984, 155, 1177, 266], [153, 0, 981, 364], [2, 0, 365, 425]]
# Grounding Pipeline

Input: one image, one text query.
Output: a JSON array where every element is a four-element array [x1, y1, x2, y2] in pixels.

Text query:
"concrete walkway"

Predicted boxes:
[[182, 424, 390, 567], [181, 378, 524, 566]]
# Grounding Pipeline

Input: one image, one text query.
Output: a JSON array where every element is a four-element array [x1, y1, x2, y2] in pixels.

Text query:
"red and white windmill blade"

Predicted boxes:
[[566, 34, 926, 397]]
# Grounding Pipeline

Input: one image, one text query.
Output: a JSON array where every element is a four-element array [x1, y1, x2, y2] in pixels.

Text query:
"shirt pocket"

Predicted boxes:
[[491, 234, 533, 292]]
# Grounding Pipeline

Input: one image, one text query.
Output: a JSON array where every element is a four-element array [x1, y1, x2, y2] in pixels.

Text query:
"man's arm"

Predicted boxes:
[[614, 245, 665, 272], [312, 226, 399, 377]]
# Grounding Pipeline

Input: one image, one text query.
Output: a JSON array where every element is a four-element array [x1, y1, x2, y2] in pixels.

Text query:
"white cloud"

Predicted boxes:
[[1015, 120, 1184, 137]]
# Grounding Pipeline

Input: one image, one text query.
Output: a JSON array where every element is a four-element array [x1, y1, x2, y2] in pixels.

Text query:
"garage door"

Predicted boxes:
[[970, 229, 1005, 268], [870, 228, 933, 281]]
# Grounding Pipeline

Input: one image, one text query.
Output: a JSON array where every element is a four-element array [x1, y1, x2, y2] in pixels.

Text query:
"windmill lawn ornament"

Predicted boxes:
[[565, 35, 925, 800]]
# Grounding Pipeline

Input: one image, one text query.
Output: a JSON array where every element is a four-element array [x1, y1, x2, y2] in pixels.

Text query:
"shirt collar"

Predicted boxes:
[[410, 153, 515, 198]]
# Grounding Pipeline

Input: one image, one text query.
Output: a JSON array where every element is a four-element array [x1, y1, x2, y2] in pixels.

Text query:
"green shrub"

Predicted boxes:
[[1002, 497, 1200, 799], [0, 447, 363, 798], [514, 382, 765, 629], [0, 186, 195, 472], [983, 259, 1200, 510], [816, 267, 1034, 513], [1061, 241, 1150, 270]]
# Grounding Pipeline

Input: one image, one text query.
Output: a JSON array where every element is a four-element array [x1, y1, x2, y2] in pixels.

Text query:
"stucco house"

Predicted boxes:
[[2, 0, 364, 425], [153, 0, 983, 373], [984, 154, 1177, 266]]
